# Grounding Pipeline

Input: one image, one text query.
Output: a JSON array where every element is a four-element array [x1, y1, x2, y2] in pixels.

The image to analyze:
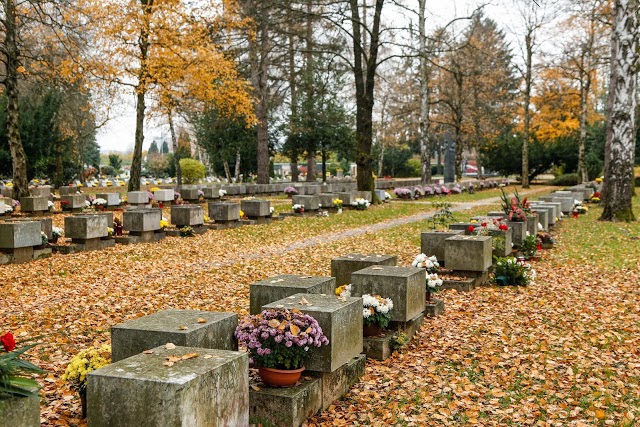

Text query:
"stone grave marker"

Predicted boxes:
[[330, 253, 397, 286]]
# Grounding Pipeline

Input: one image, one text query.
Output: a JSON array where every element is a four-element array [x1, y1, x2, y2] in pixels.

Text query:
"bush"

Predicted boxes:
[[550, 173, 579, 186], [179, 158, 205, 184]]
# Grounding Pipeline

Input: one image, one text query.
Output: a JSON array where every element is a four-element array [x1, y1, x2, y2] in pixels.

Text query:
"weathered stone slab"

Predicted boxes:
[[250, 274, 335, 315], [240, 199, 270, 218], [420, 230, 464, 265], [506, 221, 527, 246], [127, 191, 149, 204], [539, 195, 574, 213], [0, 222, 42, 248], [444, 235, 492, 272], [208, 202, 240, 222], [171, 205, 204, 227], [425, 298, 444, 317], [181, 187, 200, 201], [201, 187, 220, 200], [153, 189, 174, 202], [19, 196, 48, 212], [0, 394, 40, 427], [111, 309, 238, 362], [29, 186, 51, 198], [58, 186, 79, 196], [526, 214, 538, 237], [336, 192, 356, 206], [318, 193, 338, 209], [61, 194, 86, 209], [490, 227, 513, 258], [312, 354, 365, 410], [0, 198, 5, 214], [249, 377, 322, 427], [354, 191, 372, 202], [330, 253, 397, 286], [96, 193, 120, 206], [13, 217, 53, 241], [64, 215, 109, 240], [263, 294, 363, 373], [123, 208, 161, 232], [532, 207, 549, 230], [292, 195, 320, 211], [350, 266, 425, 323], [87, 346, 248, 427]]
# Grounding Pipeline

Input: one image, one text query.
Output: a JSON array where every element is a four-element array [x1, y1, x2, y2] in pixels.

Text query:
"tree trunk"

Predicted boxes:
[[522, 32, 533, 189], [234, 148, 241, 182], [577, 71, 591, 184], [321, 148, 327, 183], [129, 0, 153, 192], [418, 0, 432, 185], [349, 0, 384, 193], [222, 160, 232, 183], [4, 0, 29, 198], [454, 70, 464, 182], [305, 152, 315, 182], [377, 141, 384, 177], [600, 0, 638, 222], [288, 32, 299, 183], [291, 156, 299, 182], [168, 109, 182, 186], [248, 4, 270, 185]]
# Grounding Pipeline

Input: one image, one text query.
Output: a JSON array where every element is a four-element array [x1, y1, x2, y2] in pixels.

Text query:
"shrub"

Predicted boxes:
[[179, 158, 205, 184], [550, 173, 579, 186]]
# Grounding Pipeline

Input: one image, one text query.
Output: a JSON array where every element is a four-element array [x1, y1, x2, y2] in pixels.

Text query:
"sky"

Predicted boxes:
[[95, 0, 526, 153]]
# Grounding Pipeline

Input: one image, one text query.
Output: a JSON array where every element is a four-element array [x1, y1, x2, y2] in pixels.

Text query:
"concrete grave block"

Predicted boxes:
[[208, 202, 240, 222], [354, 191, 372, 202], [539, 195, 573, 213], [19, 196, 48, 213], [58, 186, 79, 196], [29, 186, 51, 198], [330, 253, 397, 286], [318, 193, 338, 209], [153, 189, 174, 202], [292, 195, 320, 211], [489, 228, 513, 258], [336, 192, 356, 205], [350, 265, 425, 323], [240, 199, 270, 218], [0, 198, 5, 214], [506, 221, 527, 246], [444, 235, 492, 272], [0, 394, 40, 427], [96, 193, 121, 206], [526, 214, 538, 236], [13, 217, 53, 241], [181, 187, 200, 201], [61, 194, 86, 209], [420, 230, 464, 265], [249, 377, 322, 427], [532, 207, 549, 230], [0, 222, 42, 248], [250, 274, 335, 315], [127, 191, 149, 204], [202, 187, 220, 199], [64, 215, 109, 240], [111, 309, 238, 362], [171, 205, 204, 227], [123, 208, 161, 232], [263, 294, 363, 373], [531, 202, 561, 222], [311, 354, 365, 410], [88, 346, 248, 427]]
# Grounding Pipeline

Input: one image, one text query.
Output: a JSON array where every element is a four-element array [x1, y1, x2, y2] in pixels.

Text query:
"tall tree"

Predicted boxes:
[[600, 0, 639, 222]]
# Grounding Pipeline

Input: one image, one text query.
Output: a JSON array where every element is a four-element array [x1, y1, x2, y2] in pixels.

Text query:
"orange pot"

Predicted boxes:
[[258, 366, 305, 387]]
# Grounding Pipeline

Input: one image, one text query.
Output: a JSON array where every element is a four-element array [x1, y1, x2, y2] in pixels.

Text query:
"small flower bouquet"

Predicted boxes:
[[198, 189, 205, 199], [284, 186, 298, 196], [160, 218, 170, 230], [335, 284, 352, 297], [590, 191, 601, 203], [174, 191, 182, 200], [493, 256, 535, 286], [107, 227, 114, 237], [60, 200, 70, 211], [519, 234, 539, 259], [362, 294, 394, 335], [425, 273, 443, 303], [537, 232, 555, 249], [424, 186, 434, 196], [441, 186, 451, 195], [394, 188, 412, 199], [412, 253, 440, 274], [48, 200, 54, 211], [235, 309, 329, 386], [62, 344, 111, 417], [468, 183, 476, 194], [40, 231, 48, 246], [180, 226, 195, 237], [0, 332, 46, 398], [52, 226, 63, 242], [434, 185, 442, 195], [575, 204, 588, 214], [332, 198, 343, 210], [150, 187, 161, 193], [292, 204, 304, 214], [450, 184, 462, 194], [351, 198, 370, 210], [92, 198, 107, 207], [269, 207, 275, 216]]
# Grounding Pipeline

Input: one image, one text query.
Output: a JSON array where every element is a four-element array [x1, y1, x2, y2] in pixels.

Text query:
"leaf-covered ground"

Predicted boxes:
[[2, 186, 638, 426]]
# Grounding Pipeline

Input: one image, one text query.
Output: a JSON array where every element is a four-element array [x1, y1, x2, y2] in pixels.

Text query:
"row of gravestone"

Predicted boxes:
[[83, 252, 431, 427]]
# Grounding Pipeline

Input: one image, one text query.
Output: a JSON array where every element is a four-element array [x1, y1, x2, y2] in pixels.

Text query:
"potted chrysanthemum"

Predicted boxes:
[[235, 309, 329, 387], [62, 345, 111, 419], [362, 294, 394, 337]]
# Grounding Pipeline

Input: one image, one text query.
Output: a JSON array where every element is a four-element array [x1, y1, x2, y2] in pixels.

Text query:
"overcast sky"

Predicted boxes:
[[95, 0, 530, 153]]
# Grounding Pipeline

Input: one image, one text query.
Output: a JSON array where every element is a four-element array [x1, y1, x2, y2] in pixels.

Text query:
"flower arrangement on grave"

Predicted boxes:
[[441, 186, 451, 195], [92, 198, 107, 207], [590, 192, 601, 203], [40, 231, 48, 246], [146, 191, 154, 201], [0, 332, 46, 398], [362, 294, 393, 335], [52, 227, 63, 242], [292, 204, 304, 213], [537, 232, 555, 248], [48, 200, 54, 211], [574, 203, 588, 214], [204, 214, 211, 223], [352, 198, 370, 210], [451, 184, 462, 194], [499, 188, 528, 222], [468, 182, 476, 194], [595, 177, 603, 183], [60, 199, 69, 211], [160, 217, 170, 230], [424, 186, 434, 196], [174, 191, 182, 201], [332, 198, 343, 210], [425, 273, 443, 303], [284, 186, 298, 196], [198, 190, 205, 200], [433, 185, 442, 195], [235, 309, 329, 386], [469, 219, 508, 252], [150, 187, 161, 193], [519, 234, 539, 259], [84, 200, 91, 209], [62, 344, 111, 418], [492, 257, 535, 286], [107, 227, 114, 237], [428, 202, 454, 231], [394, 188, 412, 199], [239, 210, 248, 219], [412, 253, 440, 273], [180, 226, 195, 237], [269, 207, 275, 216], [335, 284, 352, 297]]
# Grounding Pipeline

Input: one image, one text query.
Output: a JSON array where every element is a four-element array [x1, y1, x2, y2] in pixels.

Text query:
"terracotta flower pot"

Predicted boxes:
[[258, 366, 305, 387], [363, 324, 384, 337]]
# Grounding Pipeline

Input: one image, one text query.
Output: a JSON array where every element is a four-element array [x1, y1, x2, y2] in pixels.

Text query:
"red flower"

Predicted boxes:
[[467, 225, 475, 233], [1, 332, 16, 352], [499, 223, 508, 231], [481, 221, 487, 227]]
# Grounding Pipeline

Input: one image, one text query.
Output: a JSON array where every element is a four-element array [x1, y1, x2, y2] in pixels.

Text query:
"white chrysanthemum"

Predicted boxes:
[[363, 308, 372, 318], [412, 253, 427, 267]]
